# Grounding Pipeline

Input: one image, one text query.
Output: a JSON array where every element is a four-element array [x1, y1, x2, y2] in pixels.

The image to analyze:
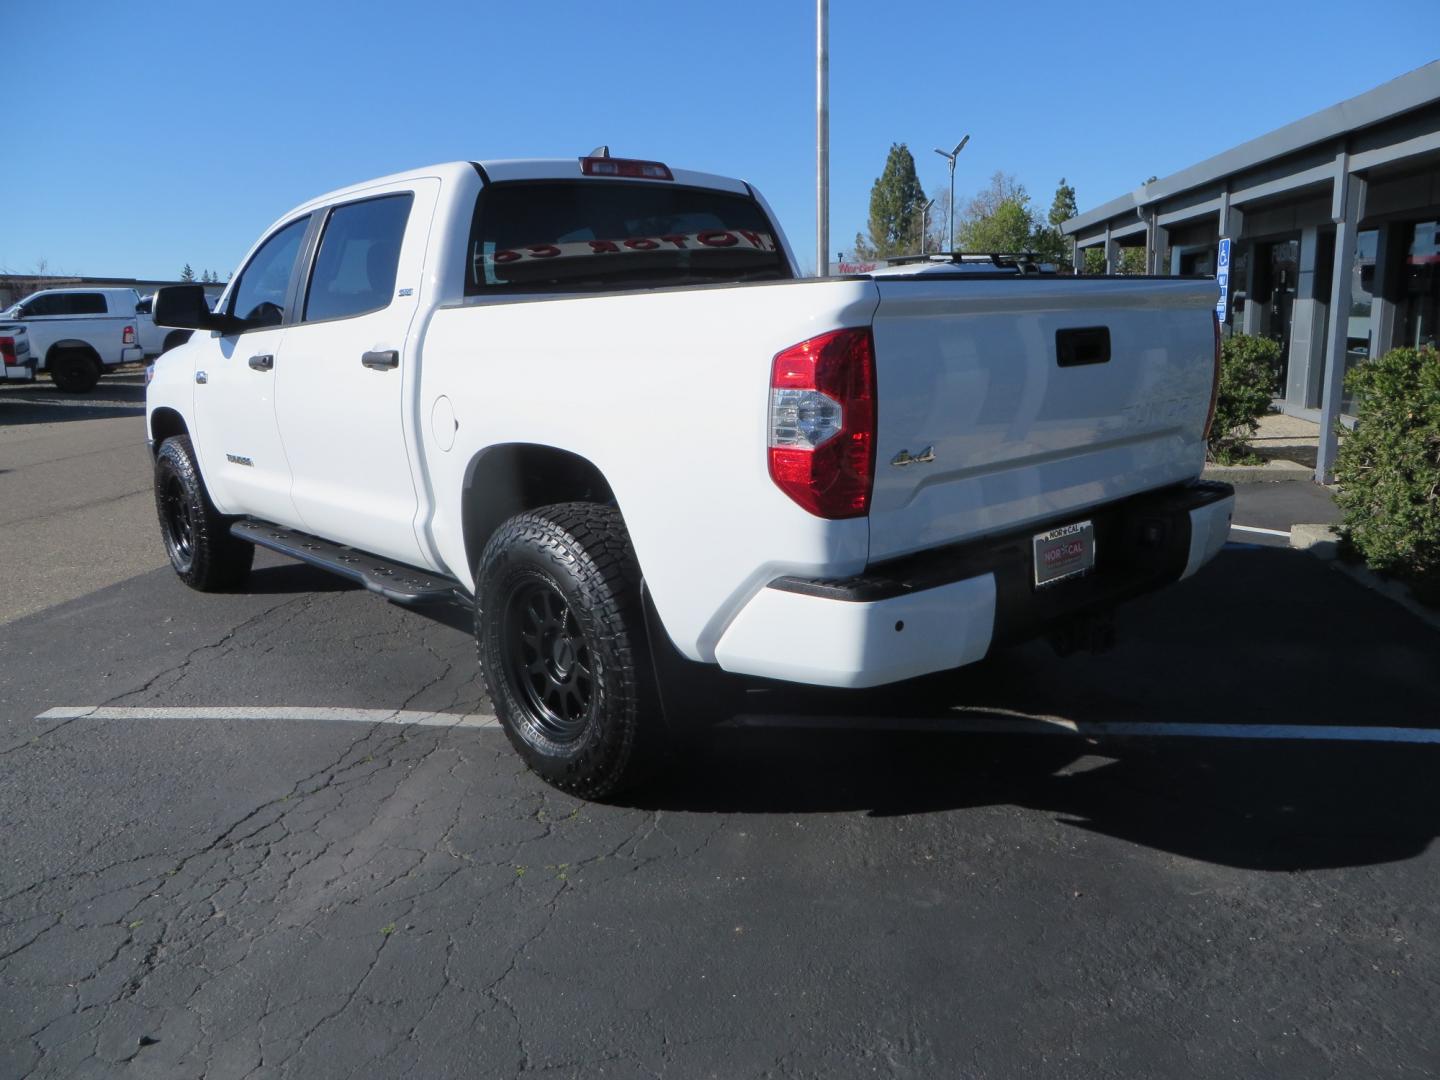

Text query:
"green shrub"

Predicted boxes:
[[1333, 346, 1440, 606], [1208, 334, 1281, 465]]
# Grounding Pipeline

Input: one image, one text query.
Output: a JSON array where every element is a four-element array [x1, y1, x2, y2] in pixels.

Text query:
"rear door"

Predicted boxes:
[[190, 214, 311, 524], [274, 182, 436, 566], [866, 275, 1218, 561]]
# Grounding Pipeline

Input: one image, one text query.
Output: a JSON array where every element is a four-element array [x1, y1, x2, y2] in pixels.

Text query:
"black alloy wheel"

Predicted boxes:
[[504, 579, 596, 743], [159, 471, 196, 571]]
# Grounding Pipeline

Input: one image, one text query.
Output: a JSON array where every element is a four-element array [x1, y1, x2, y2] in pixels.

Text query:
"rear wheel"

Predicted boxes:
[[49, 349, 101, 393], [475, 502, 658, 799], [154, 435, 254, 591]]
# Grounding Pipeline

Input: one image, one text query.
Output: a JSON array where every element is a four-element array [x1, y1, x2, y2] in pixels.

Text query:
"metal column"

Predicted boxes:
[[1315, 160, 1366, 483], [815, 0, 829, 278]]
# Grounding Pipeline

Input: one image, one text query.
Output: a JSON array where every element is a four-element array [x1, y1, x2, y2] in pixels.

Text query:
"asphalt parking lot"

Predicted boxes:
[[2, 392, 1438, 1078]]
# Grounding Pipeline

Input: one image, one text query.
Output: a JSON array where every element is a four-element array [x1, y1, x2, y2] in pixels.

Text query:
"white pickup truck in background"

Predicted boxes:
[[0, 287, 147, 391], [146, 154, 1233, 797], [0, 324, 34, 382]]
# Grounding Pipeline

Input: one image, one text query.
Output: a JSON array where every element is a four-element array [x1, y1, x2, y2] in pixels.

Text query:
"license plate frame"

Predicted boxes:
[[1032, 520, 1096, 588]]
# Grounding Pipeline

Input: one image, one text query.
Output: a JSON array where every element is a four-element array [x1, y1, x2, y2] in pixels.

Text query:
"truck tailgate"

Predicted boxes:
[[868, 276, 1218, 561]]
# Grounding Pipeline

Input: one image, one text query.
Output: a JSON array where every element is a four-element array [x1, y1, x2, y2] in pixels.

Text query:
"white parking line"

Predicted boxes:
[[35, 707, 1440, 745], [1230, 524, 1293, 538], [733, 712, 1440, 744], [34, 706, 498, 728]]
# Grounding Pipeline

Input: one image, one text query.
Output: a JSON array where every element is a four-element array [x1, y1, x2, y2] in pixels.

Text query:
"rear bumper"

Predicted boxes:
[[713, 480, 1234, 688], [2, 361, 35, 382]]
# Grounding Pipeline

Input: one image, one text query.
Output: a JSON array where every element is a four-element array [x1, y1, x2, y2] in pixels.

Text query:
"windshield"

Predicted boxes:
[[467, 180, 790, 294]]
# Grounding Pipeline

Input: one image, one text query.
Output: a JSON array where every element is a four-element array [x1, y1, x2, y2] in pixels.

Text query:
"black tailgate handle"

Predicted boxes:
[[1056, 327, 1110, 367]]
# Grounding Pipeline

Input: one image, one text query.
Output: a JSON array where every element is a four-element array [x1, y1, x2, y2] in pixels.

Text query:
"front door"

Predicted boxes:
[[191, 214, 310, 525], [274, 183, 435, 566]]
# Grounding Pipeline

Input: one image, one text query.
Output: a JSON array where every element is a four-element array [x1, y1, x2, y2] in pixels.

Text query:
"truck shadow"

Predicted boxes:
[[630, 545, 1440, 873], [0, 377, 146, 425], [641, 726, 1440, 873]]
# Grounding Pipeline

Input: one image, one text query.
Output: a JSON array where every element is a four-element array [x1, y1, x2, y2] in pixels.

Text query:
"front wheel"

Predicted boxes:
[[475, 502, 657, 799], [154, 435, 254, 591]]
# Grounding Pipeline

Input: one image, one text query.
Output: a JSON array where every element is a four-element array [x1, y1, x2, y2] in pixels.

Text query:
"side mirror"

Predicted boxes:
[[152, 285, 246, 334]]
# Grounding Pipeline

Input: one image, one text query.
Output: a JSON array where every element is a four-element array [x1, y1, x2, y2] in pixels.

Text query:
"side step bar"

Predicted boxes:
[[231, 520, 465, 605]]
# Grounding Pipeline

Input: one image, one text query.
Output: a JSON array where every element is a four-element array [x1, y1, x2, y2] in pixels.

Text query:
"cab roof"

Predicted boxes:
[[292, 157, 751, 215]]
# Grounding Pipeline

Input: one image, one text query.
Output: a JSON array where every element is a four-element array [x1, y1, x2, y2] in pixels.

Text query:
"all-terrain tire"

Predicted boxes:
[[49, 349, 101, 393], [474, 502, 658, 799], [154, 435, 254, 591]]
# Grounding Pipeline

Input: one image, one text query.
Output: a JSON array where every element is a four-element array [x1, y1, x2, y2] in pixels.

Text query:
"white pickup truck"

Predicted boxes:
[[0, 287, 149, 391], [146, 155, 1233, 797]]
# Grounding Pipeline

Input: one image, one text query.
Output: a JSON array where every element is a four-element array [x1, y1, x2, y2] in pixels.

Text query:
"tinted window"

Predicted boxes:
[[68, 293, 107, 315], [466, 181, 789, 294], [304, 194, 413, 322], [27, 293, 109, 315], [22, 294, 67, 316], [229, 216, 309, 327]]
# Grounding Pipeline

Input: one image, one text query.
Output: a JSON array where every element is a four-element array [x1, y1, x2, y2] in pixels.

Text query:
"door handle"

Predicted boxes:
[[248, 354, 274, 371], [362, 350, 399, 370], [195, 371, 208, 384]]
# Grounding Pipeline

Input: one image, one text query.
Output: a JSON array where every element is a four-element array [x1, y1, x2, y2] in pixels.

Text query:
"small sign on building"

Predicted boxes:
[[1216, 237, 1231, 322]]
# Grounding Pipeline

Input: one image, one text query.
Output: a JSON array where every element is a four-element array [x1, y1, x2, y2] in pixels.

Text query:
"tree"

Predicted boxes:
[[1081, 246, 1147, 275], [180, 263, 195, 283], [956, 172, 1034, 254], [856, 143, 927, 259], [1031, 177, 1078, 269], [924, 184, 949, 252]]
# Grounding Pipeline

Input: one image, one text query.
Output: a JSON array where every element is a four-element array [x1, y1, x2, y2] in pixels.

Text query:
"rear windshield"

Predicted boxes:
[[466, 180, 790, 294]]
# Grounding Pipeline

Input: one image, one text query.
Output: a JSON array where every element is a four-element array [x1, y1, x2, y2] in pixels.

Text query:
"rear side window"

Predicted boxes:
[[229, 216, 309, 327], [69, 293, 107, 314], [304, 193, 413, 322], [466, 180, 790, 294]]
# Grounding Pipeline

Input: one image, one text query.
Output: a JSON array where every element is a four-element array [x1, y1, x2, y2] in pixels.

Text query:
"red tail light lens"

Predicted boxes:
[[1204, 310, 1222, 440], [0, 337, 16, 366], [123, 325, 136, 346], [768, 328, 876, 519]]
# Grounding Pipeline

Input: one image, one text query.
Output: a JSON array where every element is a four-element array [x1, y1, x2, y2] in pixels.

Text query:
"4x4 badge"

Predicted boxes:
[[890, 446, 936, 467]]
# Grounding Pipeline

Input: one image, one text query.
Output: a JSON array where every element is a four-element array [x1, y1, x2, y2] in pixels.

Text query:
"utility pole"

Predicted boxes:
[[816, 0, 829, 277], [934, 135, 970, 253]]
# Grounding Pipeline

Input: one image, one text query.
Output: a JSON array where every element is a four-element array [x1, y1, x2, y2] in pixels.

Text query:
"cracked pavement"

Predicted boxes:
[[3, 417, 1440, 1078]]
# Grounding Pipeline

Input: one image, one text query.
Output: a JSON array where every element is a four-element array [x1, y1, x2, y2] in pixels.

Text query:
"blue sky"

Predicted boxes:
[[5, 1, 1437, 280]]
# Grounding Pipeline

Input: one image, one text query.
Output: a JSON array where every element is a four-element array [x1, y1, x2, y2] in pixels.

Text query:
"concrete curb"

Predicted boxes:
[[1202, 458, 1313, 484], [1290, 523, 1440, 633]]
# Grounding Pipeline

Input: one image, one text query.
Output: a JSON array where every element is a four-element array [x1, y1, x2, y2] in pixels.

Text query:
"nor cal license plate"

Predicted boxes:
[[1032, 520, 1096, 588]]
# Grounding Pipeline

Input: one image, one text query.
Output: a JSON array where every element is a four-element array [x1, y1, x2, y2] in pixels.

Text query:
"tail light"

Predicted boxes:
[[1204, 310, 1222, 439], [122, 325, 136, 346], [0, 336, 16, 366], [768, 328, 876, 518]]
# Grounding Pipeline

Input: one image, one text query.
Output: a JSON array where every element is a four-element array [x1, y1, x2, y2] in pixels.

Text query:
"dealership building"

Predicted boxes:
[[1062, 61, 1440, 480]]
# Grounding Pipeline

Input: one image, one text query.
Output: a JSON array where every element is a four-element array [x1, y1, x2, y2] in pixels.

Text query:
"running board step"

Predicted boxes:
[[231, 520, 464, 605]]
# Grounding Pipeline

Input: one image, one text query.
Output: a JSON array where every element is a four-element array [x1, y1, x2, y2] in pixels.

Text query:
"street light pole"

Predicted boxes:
[[816, 0, 829, 278], [919, 198, 934, 254], [933, 135, 970, 253]]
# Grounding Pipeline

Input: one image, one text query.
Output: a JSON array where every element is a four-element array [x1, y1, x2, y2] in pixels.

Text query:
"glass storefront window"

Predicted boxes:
[[1402, 220, 1439, 351], [1341, 229, 1378, 416]]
